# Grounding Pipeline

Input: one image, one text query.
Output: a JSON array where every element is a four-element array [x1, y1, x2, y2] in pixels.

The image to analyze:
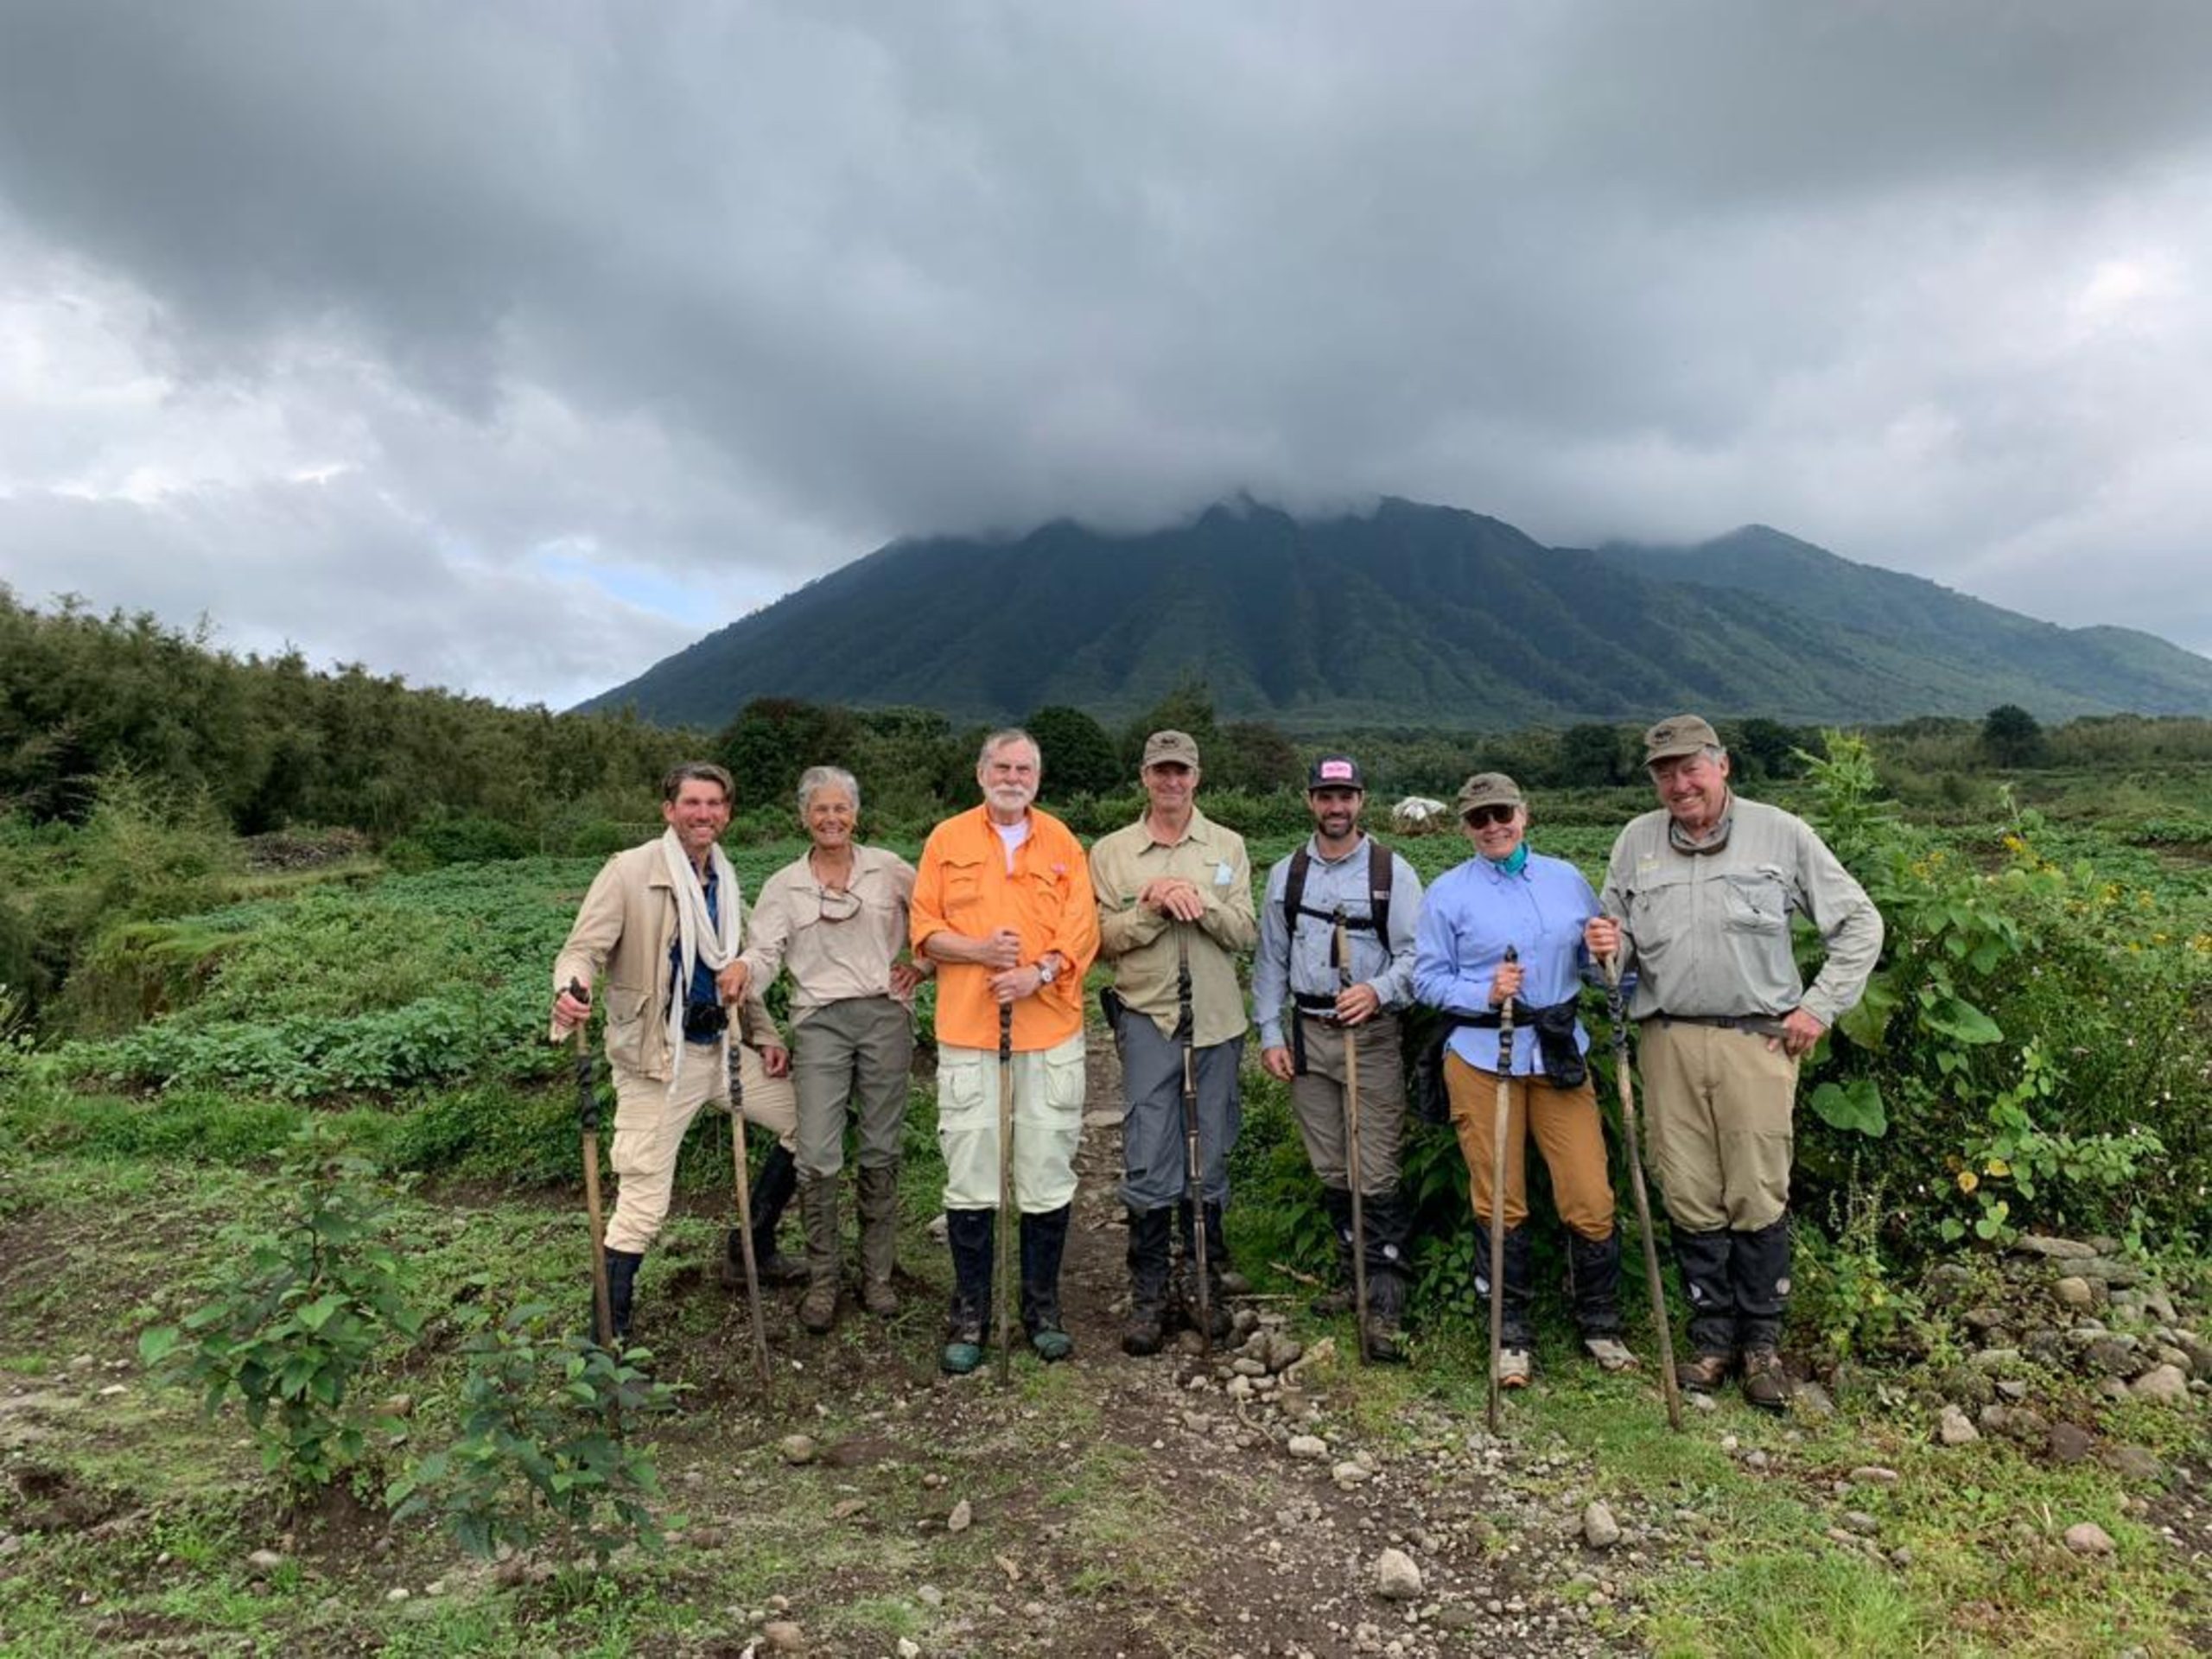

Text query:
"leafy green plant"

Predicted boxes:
[[1796, 732, 2209, 1251], [137, 1123, 424, 1500], [388, 1289, 678, 1564]]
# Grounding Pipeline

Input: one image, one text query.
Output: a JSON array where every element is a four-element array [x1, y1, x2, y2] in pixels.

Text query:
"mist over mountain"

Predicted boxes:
[[580, 499, 2212, 730]]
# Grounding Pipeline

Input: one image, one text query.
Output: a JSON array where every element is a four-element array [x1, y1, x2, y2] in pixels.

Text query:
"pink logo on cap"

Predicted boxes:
[[1319, 760, 1355, 782]]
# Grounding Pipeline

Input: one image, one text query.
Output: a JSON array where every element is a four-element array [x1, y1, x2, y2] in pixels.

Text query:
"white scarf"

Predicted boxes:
[[661, 827, 741, 1091]]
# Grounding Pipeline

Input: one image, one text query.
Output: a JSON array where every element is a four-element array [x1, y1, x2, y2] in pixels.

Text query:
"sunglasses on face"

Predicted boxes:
[[1463, 805, 1516, 828]]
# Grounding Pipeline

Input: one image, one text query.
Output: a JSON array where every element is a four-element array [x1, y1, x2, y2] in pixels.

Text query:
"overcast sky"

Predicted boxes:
[[3, 2, 2209, 709]]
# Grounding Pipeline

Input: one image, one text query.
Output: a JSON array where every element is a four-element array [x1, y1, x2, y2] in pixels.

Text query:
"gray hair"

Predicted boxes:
[[795, 765, 861, 817], [976, 728, 1041, 772]]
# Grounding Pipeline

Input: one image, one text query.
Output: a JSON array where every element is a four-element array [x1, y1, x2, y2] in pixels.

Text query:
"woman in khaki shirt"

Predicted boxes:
[[729, 766, 930, 1334]]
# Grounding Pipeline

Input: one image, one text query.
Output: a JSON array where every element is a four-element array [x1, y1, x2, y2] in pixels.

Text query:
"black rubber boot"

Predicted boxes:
[[1122, 1205, 1173, 1357], [1019, 1205, 1074, 1362], [1673, 1227, 1738, 1388], [942, 1208, 994, 1375], [1360, 1190, 1414, 1364], [725, 1142, 806, 1288], [1567, 1224, 1626, 1340], [1170, 1198, 1232, 1340], [1733, 1214, 1795, 1413], [1310, 1185, 1357, 1317], [601, 1248, 644, 1345]]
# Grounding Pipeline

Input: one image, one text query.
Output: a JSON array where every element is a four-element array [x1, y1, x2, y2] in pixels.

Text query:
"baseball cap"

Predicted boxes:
[[1141, 729, 1201, 769], [1643, 715, 1721, 764], [1455, 772, 1524, 816], [1306, 754, 1365, 791]]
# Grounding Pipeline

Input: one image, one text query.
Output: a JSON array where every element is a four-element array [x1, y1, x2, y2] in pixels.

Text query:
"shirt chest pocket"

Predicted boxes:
[[941, 857, 988, 922], [1630, 869, 1695, 941], [1720, 869, 1789, 933]]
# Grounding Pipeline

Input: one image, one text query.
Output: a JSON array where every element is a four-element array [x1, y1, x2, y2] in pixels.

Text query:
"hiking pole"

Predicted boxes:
[[564, 981, 614, 1350], [1605, 953, 1682, 1431], [725, 1035, 772, 1387], [1176, 925, 1214, 1358], [995, 1001, 1016, 1387], [1332, 910, 1371, 1364], [1487, 946, 1517, 1435]]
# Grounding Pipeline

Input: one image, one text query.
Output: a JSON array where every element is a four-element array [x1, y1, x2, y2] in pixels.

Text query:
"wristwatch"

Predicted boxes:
[[1035, 956, 1059, 985]]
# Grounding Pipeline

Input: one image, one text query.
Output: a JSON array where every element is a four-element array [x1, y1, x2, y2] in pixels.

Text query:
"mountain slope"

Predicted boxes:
[[582, 501, 2212, 728]]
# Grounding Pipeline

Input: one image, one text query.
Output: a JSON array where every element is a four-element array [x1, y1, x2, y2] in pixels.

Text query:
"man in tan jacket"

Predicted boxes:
[[550, 762, 794, 1344]]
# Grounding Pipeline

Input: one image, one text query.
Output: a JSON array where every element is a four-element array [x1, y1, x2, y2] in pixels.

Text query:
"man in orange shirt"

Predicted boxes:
[[912, 728, 1099, 1374]]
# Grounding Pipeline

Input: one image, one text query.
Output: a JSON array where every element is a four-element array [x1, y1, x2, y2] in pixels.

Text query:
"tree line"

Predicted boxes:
[[8, 589, 2211, 849]]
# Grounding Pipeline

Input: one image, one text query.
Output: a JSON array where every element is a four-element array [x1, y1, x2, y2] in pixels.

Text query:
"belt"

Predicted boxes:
[[1645, 1011, 1789, 1039]]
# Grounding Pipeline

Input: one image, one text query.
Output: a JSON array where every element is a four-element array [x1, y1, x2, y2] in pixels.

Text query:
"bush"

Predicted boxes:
[[1795, 734, 2209, 1255], [138, 1124, 425, 1501], [389, 1288, 678, 1565]]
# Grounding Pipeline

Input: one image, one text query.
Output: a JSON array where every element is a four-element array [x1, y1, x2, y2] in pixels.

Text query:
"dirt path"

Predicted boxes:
[[636, 1027, 1641, 1658]]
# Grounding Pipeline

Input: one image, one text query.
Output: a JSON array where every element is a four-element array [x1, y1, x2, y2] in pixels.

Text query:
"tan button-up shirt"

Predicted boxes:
[[1089, 805, 1258, 1046], [741, 842, 919, 1024]]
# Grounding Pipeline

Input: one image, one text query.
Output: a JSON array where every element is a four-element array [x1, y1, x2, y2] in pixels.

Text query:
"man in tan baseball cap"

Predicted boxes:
[[1090, 730, 1258, 1355], [1585, 715, 1883, 1411]]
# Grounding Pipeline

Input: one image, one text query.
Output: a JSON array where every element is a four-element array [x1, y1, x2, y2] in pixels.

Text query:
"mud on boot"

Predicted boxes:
[[855, 1162, 902, 1319], [798, 1173, 842, 1335], [1121, 1205, 1172, 1357], [1168, 1198, 1232, 1342]]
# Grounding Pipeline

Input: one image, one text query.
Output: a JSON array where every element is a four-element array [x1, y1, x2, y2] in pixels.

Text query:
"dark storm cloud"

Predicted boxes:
[[2, 0, 2209, 699]]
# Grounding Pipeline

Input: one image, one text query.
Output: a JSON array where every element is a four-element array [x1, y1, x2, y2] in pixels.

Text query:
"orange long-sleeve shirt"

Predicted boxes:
[[910, 804, 1098, 1052]]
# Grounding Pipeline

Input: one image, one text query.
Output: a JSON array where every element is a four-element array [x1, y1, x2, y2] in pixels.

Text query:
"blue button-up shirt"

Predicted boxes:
[[1252, 835, 1423, 1051], [1414, 849, 1599, 1077]]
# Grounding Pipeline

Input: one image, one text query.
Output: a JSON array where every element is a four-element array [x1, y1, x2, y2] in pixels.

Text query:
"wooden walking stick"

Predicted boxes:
[[725, 1036, 772, 1386], [1487, 946, 1517, 1434], [995, 1000, 1016, 1387], [1332, 910, 1371, 1364], [1176, 925, 1214, 1357], [564, 980, 614, 1349], [1605, 952, 1682, 1430]]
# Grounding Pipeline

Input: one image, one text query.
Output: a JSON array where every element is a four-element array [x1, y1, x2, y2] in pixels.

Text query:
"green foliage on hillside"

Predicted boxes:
[[584, 500, 2212, 728], [0, 586, 696, 838]]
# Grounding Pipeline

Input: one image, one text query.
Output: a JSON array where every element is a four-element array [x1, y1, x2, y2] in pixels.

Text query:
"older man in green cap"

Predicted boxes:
[[1585, 715, 1882, 1411]]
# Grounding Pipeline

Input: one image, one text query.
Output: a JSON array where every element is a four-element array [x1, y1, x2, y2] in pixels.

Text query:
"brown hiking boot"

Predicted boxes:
[[1741, 1348, 1794, 1414], [856, 1165, 901, 1319], [798, 1176, 842, 1336], [1676, 1350, 1737, 1393]]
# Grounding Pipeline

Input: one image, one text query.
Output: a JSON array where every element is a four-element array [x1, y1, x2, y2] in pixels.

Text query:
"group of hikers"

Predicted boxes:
[[549, 713, 1882, 1414]]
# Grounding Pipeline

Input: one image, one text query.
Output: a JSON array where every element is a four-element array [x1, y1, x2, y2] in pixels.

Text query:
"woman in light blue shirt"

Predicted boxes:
[[1414, 772, 1635, 1387]]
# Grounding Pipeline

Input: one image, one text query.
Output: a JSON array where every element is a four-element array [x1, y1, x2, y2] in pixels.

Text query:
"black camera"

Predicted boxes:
[[681, 1001, 729, 1042]]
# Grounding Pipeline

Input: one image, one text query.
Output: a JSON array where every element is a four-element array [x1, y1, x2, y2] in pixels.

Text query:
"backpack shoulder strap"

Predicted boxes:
[[1281, 846, 1313, 945], [1368, 839, 1395, 945]]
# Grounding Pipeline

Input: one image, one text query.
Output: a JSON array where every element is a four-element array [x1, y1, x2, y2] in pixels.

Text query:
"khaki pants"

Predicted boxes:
[[1442, 1052, 1616, 1241], [936, 1032, 1086, 1213], [605, 1040, 794, 1254], [1637, 1019, 1797, 1234], [1288, 1014, 1403, 1197], [791, 995, 912, 1179]]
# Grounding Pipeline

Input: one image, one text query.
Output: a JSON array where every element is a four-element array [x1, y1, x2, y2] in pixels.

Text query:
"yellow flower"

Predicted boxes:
[[1956, 1171, 1980, 1194]]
